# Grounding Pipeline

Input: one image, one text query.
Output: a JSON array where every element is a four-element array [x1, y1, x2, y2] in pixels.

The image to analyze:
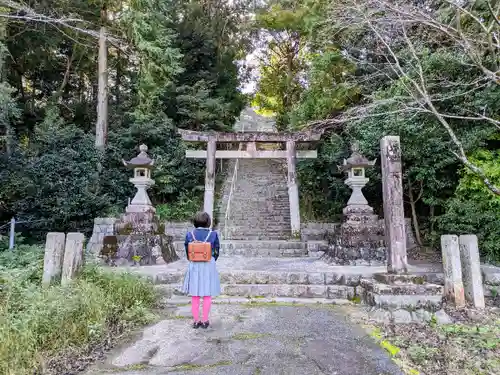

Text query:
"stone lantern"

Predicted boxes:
[[340, 142, 376, 217], [122, 144, 155, 213], [321, 141, 385, 266]]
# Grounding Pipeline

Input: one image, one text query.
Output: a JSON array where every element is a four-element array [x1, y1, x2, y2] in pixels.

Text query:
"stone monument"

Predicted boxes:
[[103, 144, 178, 266], [323, 143, 385, 265]]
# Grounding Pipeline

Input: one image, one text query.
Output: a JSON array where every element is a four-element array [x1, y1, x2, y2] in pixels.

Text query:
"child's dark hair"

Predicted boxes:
[[193, 211, 211, 228]]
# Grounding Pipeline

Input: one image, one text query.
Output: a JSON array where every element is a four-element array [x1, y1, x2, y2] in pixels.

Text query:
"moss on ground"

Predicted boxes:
[[362, 312, 500, 375], [231, 332, 270, 340], [171, 361, 232, 371]]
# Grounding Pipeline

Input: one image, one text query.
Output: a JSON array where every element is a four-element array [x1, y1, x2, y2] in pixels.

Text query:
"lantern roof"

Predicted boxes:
[[122, 144, 155, 169], [341, 142, 376, 171]]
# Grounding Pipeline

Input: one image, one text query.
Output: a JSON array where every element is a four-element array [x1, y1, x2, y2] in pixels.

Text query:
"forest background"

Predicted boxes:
[[0, 0, 499, 261]]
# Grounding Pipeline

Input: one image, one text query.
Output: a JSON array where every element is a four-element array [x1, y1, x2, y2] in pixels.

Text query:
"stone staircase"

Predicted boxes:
[[134, 258, 371, 302], [221, 158, 292, 240], [215, 107, 293, 241], [172, 240, 310, 258], [128, 258, 453, 322]]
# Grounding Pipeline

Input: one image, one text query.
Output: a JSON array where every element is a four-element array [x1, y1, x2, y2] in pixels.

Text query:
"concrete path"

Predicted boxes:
[[86, 303, 403, 375]]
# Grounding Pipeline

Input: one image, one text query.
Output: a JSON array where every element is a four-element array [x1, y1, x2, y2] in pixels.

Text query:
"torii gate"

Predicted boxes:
[[179, 129, 323, 236]]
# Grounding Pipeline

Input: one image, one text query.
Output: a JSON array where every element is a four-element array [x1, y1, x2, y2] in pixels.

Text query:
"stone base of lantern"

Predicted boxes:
[[322, 204, 387, 266], [114, 234, 177, 266], [100, 210, 178, 266]]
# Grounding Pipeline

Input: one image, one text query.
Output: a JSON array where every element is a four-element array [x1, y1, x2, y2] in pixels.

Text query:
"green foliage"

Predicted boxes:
[[123, 0, 183, 116], [156, 191, 203, 221], [439, 150, 500, 261], [1, 108, 108, 236], [0, 248, 157, 375], [290, 51, 359, 128], [162, 1, 247, 132], [252, 1, 309, 129], [298, 133, 351, 221], [0, 0, 249, 234]]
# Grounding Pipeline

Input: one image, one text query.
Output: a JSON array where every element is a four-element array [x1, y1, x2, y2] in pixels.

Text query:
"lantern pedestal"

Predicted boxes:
[[126, 177, 155, 213], [343, 176, 374, 218]]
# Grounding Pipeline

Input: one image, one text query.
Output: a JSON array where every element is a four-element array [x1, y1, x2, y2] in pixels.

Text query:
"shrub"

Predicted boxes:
[[0, 247, 157, 375], [438, 150, 500, 262]]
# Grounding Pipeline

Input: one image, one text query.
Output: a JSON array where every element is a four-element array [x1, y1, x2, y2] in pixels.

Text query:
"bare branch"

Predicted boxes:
[[0, 0, 124, 46], [312, 0, 500, 195]]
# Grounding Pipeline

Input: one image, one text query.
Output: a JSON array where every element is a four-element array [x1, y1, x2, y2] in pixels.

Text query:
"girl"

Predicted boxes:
[[182, 211, 221, 329]]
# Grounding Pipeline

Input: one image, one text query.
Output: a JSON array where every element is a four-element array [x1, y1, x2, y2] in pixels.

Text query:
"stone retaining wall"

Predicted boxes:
[[301, 222, 339, 241], [164, 221, 192, 240], [86, 218, 117, 257]]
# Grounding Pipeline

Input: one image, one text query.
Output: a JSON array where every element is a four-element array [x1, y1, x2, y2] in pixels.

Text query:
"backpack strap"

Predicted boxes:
[[191, 230, 198, 242], [203, 230, 212, 242]]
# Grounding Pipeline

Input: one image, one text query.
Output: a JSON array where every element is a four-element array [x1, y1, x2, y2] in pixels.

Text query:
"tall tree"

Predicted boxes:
[[95, 3, 108, 150]]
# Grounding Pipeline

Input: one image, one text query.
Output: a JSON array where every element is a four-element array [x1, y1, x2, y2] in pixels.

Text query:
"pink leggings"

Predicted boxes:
[[191, 296, 212, 322]]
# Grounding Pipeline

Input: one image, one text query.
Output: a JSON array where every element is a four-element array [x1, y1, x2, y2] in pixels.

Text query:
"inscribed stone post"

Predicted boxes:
[[286, 140, 300, 236], [380, 136, 407, 273], [42, 232, 66, 286], [61, 232, 85, 286], [204, 139, 216, 221], [459, 235, 485, 308], [441, 235, 465, 307]]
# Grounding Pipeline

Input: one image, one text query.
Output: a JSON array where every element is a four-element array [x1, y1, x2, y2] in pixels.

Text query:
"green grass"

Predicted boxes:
[[0, 245, 158, 375]]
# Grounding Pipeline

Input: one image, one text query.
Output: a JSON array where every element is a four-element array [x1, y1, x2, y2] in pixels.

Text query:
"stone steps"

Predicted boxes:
[[151, 269, 363, 286], [164, 295, 353, 306], [364, 294, 444, 312], [156, 283, 358, 299], [361, 278, 444, 312], [222, 234, 292, 241], [361, 280, 443, 295], [220, 156, 291, 240], [173, 240, 320, 257]]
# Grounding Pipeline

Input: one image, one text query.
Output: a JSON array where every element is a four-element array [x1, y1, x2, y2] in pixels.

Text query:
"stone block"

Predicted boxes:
[[482, 266, 500, 285], [86, 217, 116, 258], [362, 281, 443, 296], [434, 309, 453, 324], [307, 285, 328, 298], [459, 235, 485, 308], [367, 293, 443, 311], [391, 309, 413, 323], [307, 272, 326, 285], [441, 235, 465, 307], [286, 272, 308, 284], [61, 232, 85, 285], [42, 232, 66, 286]]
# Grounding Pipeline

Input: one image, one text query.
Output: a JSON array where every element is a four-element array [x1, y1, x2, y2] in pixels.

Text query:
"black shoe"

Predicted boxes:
[[201, 321, 210, 329], [192, 321, 202, 329]]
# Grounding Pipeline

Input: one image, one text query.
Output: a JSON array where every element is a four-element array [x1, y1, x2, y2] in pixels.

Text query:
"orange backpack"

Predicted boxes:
[[187, 230, 212, 262]]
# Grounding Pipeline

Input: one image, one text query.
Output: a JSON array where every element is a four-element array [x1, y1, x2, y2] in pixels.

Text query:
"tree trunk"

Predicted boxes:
[[407, 178, 423, 247], [95, 6, 108, 151], [115, 47, 121, 108], [429, 205, 435, 233]]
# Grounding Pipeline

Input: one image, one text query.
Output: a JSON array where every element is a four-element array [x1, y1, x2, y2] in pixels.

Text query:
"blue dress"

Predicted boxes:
[[181, 228, 221, 297]]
